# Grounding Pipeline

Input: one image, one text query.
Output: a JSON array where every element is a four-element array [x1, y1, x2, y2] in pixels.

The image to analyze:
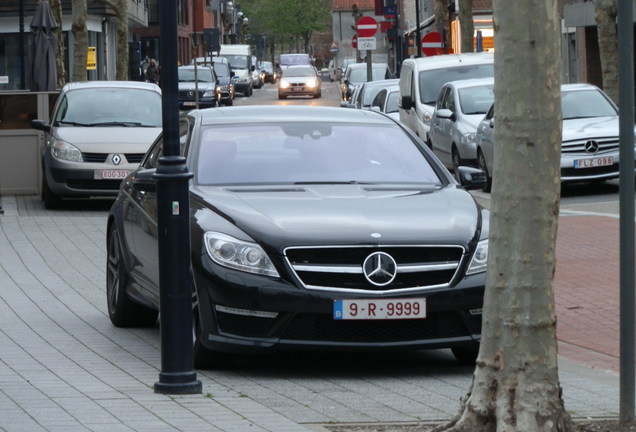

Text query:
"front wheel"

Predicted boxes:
[[192, 289, 233, 369], [451, 147, 462, 180], [41, 173, 62, 209], [451, 346, 479, 365], [106, 225, 158, 327], [477, 149, 492, 192]]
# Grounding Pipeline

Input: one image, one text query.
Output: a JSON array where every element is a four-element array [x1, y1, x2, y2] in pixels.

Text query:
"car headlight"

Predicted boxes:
[[422, 113, 432, 127], [203, 90, 216, 97], [461, 132, 477, 145], [305, 79, 317, 88], [466, 239, 488, 275], [51, 140, 83, 162], [204, 232, 279, 277], [279, 80, 290, 89]]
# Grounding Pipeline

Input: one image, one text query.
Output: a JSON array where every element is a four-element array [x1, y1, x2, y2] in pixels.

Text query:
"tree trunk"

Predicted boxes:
[[72, 0, 88, 82], [432, 1, 574, 431], [594, 0, 618, 104], [435, 0, 451, 53], [50, 0, 66, 87], [459, 0, 474, 53], [115, 0, 129, 81]]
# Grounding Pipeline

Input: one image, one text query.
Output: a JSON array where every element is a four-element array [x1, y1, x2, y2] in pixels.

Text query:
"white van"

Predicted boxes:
[[219, 44, 253, 96], [398, 53, 494, 146]]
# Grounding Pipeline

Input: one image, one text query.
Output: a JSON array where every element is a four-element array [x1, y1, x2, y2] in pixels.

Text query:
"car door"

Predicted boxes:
[[431, 85, 454, 165], [127, 118, 192, 304]]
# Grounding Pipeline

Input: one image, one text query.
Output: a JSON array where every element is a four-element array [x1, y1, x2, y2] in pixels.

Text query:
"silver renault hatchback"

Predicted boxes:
[[32, 81, 162, 208]]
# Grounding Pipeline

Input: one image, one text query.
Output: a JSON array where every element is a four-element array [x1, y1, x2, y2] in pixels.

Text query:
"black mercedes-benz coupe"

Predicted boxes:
[[106, 105, 489, 368]]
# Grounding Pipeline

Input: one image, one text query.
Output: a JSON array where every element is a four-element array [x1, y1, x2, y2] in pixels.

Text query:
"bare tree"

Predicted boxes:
[[99, 0, 129, 80], [432, 1, 574, 431], [50, 0, 66, 87], [594, 0, 618, 103], [459, 0, 474, 53], [72, 0, 88, 82]]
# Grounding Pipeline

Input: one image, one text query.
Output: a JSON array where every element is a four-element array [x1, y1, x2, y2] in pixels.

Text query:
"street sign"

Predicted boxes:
[[352, 35, 358, 49], [421, 32, 443, 56], [358, 37, 376, 51], [357, 16, 378, 38], [330, 41, 338, 53]]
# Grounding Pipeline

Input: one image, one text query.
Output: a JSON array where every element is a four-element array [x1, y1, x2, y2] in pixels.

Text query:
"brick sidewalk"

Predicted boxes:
[[555, 214, 621, 373]]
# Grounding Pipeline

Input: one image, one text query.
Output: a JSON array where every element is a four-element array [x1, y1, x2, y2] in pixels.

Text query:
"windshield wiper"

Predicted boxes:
[[88, 121, 145, 127], [293, 180, 370, 185], [58, 120, 92, 126]]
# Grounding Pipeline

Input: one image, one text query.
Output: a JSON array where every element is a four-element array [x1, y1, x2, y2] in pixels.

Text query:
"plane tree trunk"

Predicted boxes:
[[594, 0, 618, 103]]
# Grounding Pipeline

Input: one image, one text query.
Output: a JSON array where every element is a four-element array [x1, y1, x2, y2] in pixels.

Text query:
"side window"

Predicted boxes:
[[436, 87, 449, 110], [446, 88, 456, 112], [372, 90, 386, 110]]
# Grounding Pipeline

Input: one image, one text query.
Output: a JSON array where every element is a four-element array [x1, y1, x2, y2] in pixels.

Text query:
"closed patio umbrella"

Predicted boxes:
[[28, 0, 57, 91]]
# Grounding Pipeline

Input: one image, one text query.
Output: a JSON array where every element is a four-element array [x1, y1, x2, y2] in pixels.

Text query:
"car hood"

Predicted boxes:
[[459, 114, 486, 131], [192, 184, 483, 251], [53, 127, 161, 152], [179, 82, 216, 91], [562, 116, 619, 141], [217, 76, 231, 86]]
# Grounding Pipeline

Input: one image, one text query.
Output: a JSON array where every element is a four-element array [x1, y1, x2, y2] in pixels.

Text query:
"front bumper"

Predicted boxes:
[[193, 256, 485, 354]]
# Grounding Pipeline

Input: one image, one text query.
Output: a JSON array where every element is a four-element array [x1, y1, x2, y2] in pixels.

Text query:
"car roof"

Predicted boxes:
[[359, 78, 400, 88], [194, 105, 398, 126], [347, 63, 389, 70], [61, 80, 161, 92], [406, 52, 494, 69], [443, 77, 494, 89], [561, 83, 600, 92]]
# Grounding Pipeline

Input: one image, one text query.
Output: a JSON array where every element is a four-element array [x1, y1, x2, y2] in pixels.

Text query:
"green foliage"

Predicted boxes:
[[241, 0, 330, 41]]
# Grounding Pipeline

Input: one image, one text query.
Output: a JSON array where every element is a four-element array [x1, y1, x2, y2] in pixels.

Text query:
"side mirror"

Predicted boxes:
[[435, 108, 456, 121], [31, 119, 51, 133], [400, 95, 415, 110], [455, 166, 487, 190]]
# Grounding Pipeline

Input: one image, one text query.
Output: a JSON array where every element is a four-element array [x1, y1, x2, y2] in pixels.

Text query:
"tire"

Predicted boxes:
[[278, 94, 286, 100], [452, 147, 462, 179], [226, 98, 233, 106], [41, 173, 63, 209], [452, 346, 479, 365], [477, 149, 492, 192], [192, 287, 233, 369], [106, 225, 158, 327]]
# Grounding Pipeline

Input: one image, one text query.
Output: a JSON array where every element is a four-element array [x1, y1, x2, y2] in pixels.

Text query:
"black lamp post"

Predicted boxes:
[[153, 0, 202, 395]]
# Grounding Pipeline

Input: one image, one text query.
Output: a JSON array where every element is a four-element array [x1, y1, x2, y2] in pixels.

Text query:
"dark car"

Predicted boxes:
[[106, 106, 489, 368], [210, 58, 235, 106], [178, 65, 220, 110]]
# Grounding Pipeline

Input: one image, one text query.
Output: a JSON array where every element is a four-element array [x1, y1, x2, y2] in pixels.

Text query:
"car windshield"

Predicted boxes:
[[280, 55, 310, 66], [54, 87, 162, 127], [283, 67, 316, 77], [220, 55, 248, 69], [458, 85, 494, 115], [178, 68, 215, 82], [419, 64, 494, 105], [562, 89, 617, 119], [195, 123, 441, 185], [213, 63, 230, 77], [349, 66, 389, 83]]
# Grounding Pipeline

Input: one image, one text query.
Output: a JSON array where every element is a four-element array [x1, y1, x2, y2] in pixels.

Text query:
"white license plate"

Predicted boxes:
[[291, 87, 303, 91], [333, 298, 426, 320], [573, 156, 614, 169], [97, 169, 130, 179], [183, 101, 197, 106]]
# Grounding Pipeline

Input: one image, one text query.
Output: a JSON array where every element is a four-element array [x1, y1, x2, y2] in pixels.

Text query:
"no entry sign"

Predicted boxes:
[[421, 31, 443, 56], [357, 16, 378, 38]]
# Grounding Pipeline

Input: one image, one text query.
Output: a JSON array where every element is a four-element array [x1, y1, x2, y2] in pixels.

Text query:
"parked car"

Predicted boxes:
[[350, 78, 400, 110], [399, 53, 494, 145], [260, 60, 278, 83], [177, 65, 220, 110], [278, 65, 322, 99], [106, 105, 489, 368], [340, 63, 393, 102], [475, 83, 636, 192], [251, 56, 264, 89], [429, 78, 495, 173], [370, 84, 401, 121], [31, 81, 162, 209]]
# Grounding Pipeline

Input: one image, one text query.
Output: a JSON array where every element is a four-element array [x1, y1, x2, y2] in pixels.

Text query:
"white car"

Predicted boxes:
[[429, 78, 494, 173], [475, 83, 635, 192], [370, 84, 400, 121]]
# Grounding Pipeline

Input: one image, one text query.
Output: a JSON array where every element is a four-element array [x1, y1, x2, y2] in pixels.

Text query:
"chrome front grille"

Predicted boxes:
[[285, 245, 465, 294], [561, 137, 619, 154]]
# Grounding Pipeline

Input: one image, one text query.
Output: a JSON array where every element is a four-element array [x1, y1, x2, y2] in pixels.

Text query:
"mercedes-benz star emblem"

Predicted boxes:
[[112, 154, 122, 165], [188, 91, 194, 97], [584, 140, 600, 154], [363, 252, 397, 286]]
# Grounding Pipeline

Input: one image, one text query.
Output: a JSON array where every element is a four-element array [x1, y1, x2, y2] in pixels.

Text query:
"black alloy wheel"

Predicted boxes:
[[191, 284, 233, 369], [41, 173, 62, 209], [106, 225, 158, 327], [477, 149, 492, 192]]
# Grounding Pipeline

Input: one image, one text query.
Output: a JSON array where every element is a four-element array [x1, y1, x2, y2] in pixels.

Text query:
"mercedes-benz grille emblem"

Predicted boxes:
[[188, 91, 194, 97], [363, 252, 397, 287], [112, 154, 122, 165], [584, 140, 600, 154]]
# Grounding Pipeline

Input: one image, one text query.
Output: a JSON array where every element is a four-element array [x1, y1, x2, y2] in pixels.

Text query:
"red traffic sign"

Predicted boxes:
[[352, 35, 358, 49], [357, 16, 378, 38], [421, 31, 443, 56]]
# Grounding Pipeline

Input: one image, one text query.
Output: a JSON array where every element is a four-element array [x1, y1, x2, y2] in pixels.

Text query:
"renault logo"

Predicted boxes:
[[363, 252, 397, 286], [112, 154, 122, 165], [584, 140, 600, 154]]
